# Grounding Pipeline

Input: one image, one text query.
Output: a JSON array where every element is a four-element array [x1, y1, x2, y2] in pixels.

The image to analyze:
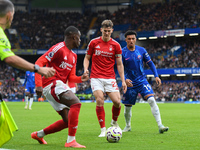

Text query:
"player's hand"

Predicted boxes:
[[38, 67, 55, 78], [125, 79, 133, 87], [122, 81, 127, 94], [81, 72, 89, 82], [36, 86, 43, 97], [84, 69, 89, 74], [155, 77, 161, 86]]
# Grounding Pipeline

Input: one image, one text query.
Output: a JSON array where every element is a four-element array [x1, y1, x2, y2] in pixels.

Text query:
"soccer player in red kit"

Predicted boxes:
[[31, 26, 89, 148], [83, 20, 127, 137]]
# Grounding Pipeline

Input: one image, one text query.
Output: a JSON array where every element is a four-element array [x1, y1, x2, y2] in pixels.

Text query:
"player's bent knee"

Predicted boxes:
[[96, 97, 104, 106], [113, 100, 121, 108], [147, 96, 156, 106]]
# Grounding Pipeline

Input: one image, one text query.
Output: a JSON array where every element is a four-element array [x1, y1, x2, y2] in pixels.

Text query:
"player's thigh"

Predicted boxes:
[[59, 90, 80, 107], [29, 87, 35, 97], [140, 82, 154, 100], [93, 90, 104, 106], [122, 88, 138, 105], [25, 86, 31, 96], [104, 79, 119, 93], [91, 78, 105, 92], [43, 80, 71, 111], [107, 91, 121, 106]]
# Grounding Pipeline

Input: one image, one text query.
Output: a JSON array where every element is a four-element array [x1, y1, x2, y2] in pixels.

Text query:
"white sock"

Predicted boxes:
[[101, 127, 106, 132], [111, 119, 117, 124], [37, 129, 45, 138], [67, 136, 75, 143], [29, 97, 33, 108], [25, 96, 29, 106], [124, 106, 132, 127], [147, 97, 162, 126]]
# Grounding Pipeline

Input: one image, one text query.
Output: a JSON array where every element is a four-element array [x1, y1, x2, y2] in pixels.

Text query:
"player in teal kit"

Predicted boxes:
[[121, 30, 169, 133]]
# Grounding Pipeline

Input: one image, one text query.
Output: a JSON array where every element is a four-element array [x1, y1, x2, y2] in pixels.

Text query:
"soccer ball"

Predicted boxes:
[[106, 126, 122, 143]]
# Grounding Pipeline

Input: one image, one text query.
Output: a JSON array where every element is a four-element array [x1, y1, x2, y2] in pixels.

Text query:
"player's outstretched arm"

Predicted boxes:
[[4, 55, 55, 78], [37, 67, 55, 78]]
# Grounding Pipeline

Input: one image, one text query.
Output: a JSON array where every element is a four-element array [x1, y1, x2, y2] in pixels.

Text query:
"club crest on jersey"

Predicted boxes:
[[137, 55, 142, 60], [109, 45, 113, 51], [48, 52, 54, 58]]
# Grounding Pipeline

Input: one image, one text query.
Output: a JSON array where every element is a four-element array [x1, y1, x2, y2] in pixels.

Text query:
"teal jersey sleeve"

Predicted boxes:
[[0, 27, 15, 61]]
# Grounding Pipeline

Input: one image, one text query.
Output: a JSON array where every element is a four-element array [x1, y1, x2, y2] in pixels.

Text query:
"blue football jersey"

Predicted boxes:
[[122, 45, 151, 87], [24, 71, 35, 87]]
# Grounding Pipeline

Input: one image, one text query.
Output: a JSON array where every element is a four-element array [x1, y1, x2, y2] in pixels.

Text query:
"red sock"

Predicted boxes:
[[68, 103, 81, 136], [112, 105, 121, 121], [43, 119, 68, 135], [96, 106, 105, 128]]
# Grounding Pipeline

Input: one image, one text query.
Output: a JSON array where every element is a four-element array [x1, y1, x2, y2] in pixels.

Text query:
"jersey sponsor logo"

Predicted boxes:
[[3, 48, 10, 52], [59, 61, 73, 69], [64, 56, 67, 60], [95, 50, 101, 55], [95, 50, 113, 57], [48, 52, 54, 58], [95, 45, 100, 49]]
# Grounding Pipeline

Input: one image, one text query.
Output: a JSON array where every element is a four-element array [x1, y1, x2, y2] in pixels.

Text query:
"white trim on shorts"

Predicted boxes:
[[43, 80, 71, 111], [70, 87, 76, 94], [90, 78, 119, 93]]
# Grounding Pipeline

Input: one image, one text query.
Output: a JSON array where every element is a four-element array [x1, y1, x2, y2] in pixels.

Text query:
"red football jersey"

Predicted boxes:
[[35, 42, 81, 87], [86, 36, 122, 79]]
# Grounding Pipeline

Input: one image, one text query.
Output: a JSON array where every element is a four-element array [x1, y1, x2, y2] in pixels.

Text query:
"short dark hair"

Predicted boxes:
[[0, 0, 14, 17], [64, 26, 79, 37], [124, 30, 137, 38], [101, 20, 113, 28]]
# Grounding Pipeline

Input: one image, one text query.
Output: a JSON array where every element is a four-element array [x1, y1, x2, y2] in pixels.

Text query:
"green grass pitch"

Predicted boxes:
[[1, 102, 200, 150]]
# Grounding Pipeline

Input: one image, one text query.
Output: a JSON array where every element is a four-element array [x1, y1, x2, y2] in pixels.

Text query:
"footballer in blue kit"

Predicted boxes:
[[23, 71, 35, 110], [121, 30, 169, 133]]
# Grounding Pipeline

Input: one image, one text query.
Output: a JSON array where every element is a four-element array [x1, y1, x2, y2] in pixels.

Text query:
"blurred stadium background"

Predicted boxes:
[[1, 0, 200, 103]]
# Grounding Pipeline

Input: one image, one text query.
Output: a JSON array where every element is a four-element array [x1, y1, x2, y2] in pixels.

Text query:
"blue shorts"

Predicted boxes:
[[122, 80, 154, 105], [25, 86, 35, 94]]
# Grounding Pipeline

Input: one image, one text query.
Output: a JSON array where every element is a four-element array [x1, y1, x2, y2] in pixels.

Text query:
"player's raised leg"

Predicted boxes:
[[31, 119, 68, 144]]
